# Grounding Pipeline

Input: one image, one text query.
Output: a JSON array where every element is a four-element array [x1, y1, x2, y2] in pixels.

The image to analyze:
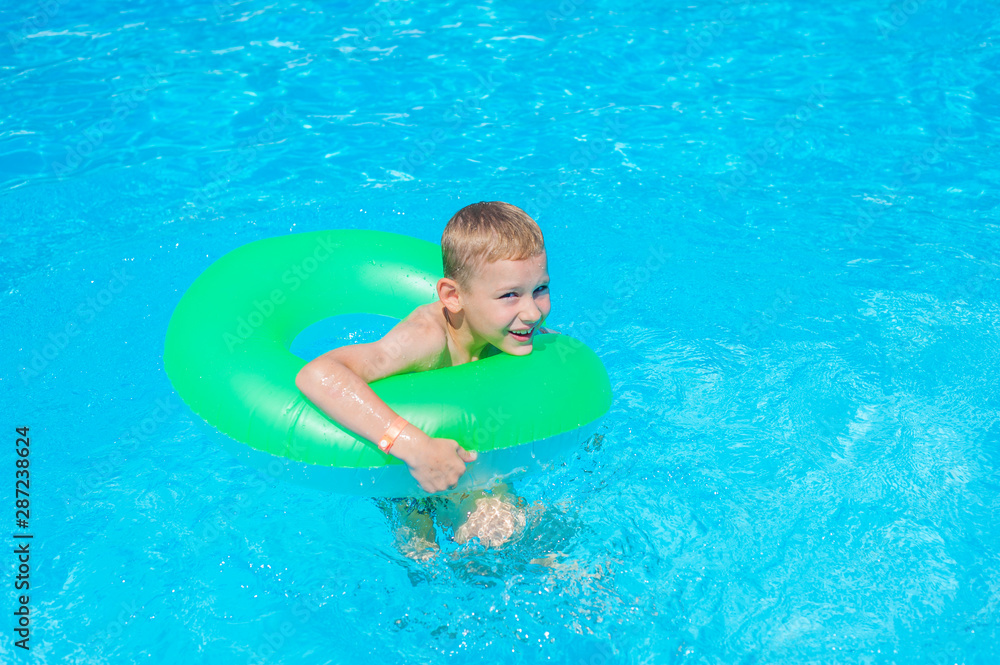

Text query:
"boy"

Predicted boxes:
[[295, 201, 551, 551]]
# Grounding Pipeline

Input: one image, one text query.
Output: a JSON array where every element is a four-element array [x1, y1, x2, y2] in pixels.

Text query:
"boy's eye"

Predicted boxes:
[[500, 285, 548, 299]]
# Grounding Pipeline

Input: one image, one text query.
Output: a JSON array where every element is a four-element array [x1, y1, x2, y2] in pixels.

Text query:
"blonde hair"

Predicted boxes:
[[442, 201, 545, 284]]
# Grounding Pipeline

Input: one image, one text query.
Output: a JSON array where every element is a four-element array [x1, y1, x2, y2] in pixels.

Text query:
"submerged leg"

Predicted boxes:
[[377, 497, 440, 560]]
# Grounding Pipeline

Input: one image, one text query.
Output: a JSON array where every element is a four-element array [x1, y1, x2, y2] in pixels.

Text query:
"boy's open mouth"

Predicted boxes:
[[508, 326, 535, 341]]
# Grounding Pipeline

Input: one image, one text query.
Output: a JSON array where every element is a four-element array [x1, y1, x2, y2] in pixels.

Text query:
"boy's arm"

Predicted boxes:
[[295, 316, 476, 494]]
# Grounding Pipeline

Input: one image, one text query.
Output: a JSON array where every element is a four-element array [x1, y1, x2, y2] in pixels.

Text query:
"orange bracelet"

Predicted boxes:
[[377, 415, 409, 454]]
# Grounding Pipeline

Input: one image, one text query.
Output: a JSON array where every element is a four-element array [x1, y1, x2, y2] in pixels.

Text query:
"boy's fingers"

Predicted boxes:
[[457, 446, 477, 463]]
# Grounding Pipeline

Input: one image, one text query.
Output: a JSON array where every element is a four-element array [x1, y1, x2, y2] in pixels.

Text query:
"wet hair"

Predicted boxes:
[[441, 201, 545, 285]]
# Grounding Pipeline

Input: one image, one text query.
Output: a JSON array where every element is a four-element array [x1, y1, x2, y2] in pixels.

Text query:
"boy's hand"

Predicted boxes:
[[391, 429, 478, 494]]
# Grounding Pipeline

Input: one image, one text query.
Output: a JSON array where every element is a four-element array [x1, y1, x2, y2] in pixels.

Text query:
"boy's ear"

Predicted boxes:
[[437, 277, 463, 313]]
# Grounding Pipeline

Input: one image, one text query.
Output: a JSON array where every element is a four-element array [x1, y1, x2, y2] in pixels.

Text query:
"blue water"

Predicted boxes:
[[3, 0, 999, 662]]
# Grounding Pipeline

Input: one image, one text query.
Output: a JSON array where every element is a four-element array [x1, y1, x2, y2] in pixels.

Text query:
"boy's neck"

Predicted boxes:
[[442, 307, 490, 364]]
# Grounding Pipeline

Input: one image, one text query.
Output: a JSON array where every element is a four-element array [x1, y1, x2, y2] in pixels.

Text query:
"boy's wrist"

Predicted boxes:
[[386, 424, 427, 463]]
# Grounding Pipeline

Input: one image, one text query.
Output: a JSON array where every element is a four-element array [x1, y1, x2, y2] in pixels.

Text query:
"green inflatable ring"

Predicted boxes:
[[164, 229, 612, 497]]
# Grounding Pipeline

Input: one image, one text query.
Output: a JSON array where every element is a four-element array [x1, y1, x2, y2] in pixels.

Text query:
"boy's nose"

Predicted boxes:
[[520, 299, 542, 323]]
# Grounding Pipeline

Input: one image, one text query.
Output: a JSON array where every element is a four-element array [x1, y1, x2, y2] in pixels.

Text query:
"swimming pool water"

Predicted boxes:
[[2, 0, 999, 662]]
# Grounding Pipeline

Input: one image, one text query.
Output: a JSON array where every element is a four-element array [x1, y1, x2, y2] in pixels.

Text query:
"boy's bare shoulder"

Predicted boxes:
[[399, 302, 448, 337], [383, 303, 450, 371]]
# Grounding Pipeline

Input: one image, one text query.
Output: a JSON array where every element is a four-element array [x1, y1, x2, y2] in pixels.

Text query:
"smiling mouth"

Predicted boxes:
[[508, 326, 535, 341]]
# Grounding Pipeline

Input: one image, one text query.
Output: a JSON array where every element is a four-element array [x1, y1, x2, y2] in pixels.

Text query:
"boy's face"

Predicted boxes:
[[459, 251, 550, 356]]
